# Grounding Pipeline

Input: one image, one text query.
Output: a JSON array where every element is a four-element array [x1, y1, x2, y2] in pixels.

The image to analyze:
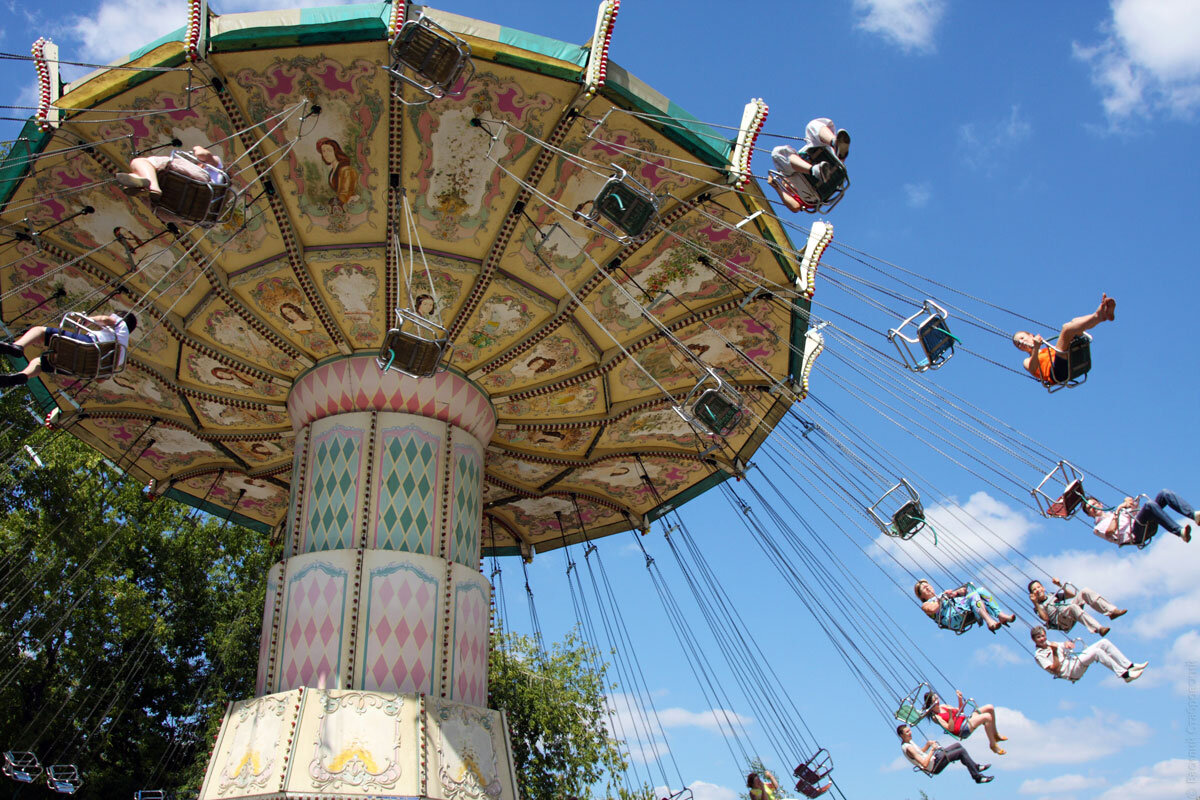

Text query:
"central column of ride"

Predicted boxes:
[[200, 356, 518, 800]]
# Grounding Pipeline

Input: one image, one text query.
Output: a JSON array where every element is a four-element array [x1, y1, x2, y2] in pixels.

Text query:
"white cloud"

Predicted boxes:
[[902, 182, 931, 208], [1019, 774, 1107, 794], [852, 0, 945, 53], [958, 106, 1033, 171], [873, 491, 1038, 593], [972, 642, 1024, 667], [988, 705, 1152, 769], [64, 0, 360, 65], [1038, 534, 1200, 639], [605, 693, 753, 764], [1134, 629, 1200, 694], [1094, 758, 1196, 800], [1074, 0, 1200, 119], [656, 706, 754, 731], [656, 782, 738, 800]]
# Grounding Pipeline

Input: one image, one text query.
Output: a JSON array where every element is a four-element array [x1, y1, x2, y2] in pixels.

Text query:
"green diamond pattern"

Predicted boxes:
[[451, 451, 481, 566], [306, 434, 360, 551], [376, 434, 437, 553]]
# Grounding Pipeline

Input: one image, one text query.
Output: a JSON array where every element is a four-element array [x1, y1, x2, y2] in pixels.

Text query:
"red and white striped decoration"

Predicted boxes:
[[185, 0, 203, 62], [584, 0, 619, 97], [31, 37, 53, 133], [730, 97, 769, 190], [388, 0, 408, 44]]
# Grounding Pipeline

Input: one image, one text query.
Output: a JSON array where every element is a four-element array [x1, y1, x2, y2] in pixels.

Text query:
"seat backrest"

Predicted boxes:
[[394, 23, 463, 85], [694, 389, 744, 436], [889, 500, 925, 539], [45, 336, 121, 380], [595, 180, 657, 238], [378, 328, 446, 378], [1047, 479, 1084, 518], [895, 702, 925, 725], [917, 314, 954, 363], [153, 168, 229, 228], [1065, 334, 1091, 380]]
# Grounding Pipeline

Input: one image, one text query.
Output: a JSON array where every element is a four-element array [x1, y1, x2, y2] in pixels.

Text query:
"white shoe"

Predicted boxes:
[[1124, 664, 1147, 682]]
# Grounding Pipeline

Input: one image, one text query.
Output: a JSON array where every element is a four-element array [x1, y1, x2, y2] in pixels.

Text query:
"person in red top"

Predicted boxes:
[[922, 689, 1008, 755], [1012, 294, 1114, 384]]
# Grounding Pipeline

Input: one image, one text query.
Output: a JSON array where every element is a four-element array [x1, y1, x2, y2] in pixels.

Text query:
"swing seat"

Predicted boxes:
[[674, 369, 745, 437], [3, 751, 42, 783], [868, 479, 925, 539], [887, 299, 954, 372], [792, 748, 832, 798], [43, 312, 126, 380], [769, 146, 849, 214], [46, 765, 82, 794], [387, 14, 474, 103], [134, 791, 167, 800], [889, 499, 925, 540], [1043, 333, 1092, 392], [151, 151, 231, 229], [1032, 461, 1085, 519], [377, 308, 449, 379], [585, 166, 659, 241]]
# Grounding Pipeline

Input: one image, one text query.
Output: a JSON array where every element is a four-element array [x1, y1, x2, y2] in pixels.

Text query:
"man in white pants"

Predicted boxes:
[[1031, 626, 1147, 683], [1028, 578, 1125, 636]]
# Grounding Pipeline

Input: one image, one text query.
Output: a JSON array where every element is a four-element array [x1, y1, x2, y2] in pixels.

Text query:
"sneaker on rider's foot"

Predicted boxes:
[[835, 128, 850, 159]]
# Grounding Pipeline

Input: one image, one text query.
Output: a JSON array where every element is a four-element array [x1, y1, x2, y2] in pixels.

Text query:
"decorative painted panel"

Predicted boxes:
[[275, 552, 354, 693], [448, 440, 484, 567], [302, 414, 370, 553], [429, 700, 513, 800], [358, 551, 442, 695], [451, 578, 490, 707], [372, 419, 442, 554], [199, 689, 301, 800]]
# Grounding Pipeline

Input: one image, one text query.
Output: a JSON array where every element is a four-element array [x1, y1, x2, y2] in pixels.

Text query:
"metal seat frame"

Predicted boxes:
[[44, 312, 127, 380], [377, 307, 450, 379], [792, 748, 833, 798], [1042, 332, 1092, 393], [46, 764, 82, 794], [888, 299, 955, 372], [3, 751, 42, 783], [134, 790, 167, 800], [150, 150, 233, 229], [385, 13, 474, 104], [867, 479, 926, 540], [674, 368, 745, 437], [768, 145, 849, 214], [1032, 460, 1085, 519], [583, 165, 660, 243]]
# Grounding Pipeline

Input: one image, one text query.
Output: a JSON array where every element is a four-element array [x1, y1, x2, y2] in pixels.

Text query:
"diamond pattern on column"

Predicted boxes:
[[375, 429, 438, 554], [306, 429, 362, 552], [277, 562, 348, 692], [449, 445, 482, 567], [453, 581, 489, 706], [362, 561, 439, 693]]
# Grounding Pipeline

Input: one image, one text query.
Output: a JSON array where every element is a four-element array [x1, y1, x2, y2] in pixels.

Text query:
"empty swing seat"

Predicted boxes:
[[42, 312, 127, 380], [868, 479, 926, 539], [387, 14, 474, 101], [594, 176, 659, 238], [792, 749, 833, 798], [675, 369, 745, 437], [1044, 333, 1092, 392], [377, 308, 449, 379], [46, 765, 82, 794], [3, 751, 42, 783], [1032, 460, 1086, 519], [150, 151, 231, 228], [887, 299, 955, 372], [134, 791, 167, 800]]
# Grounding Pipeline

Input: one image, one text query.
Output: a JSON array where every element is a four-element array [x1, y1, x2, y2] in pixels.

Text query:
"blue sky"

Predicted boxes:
[[2, 1, 1198, 799]]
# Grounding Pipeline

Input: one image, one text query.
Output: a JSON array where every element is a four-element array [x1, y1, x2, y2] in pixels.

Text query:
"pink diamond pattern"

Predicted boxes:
[[288, 356, 496, 443], [363, 563, 438, 693], [453, 583, 489, 706], [277, 564, 347, 691]]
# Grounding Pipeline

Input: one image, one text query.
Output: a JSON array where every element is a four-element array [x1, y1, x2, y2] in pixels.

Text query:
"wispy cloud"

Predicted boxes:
[[656, 782, 738, 800], [958, 105, 1033, 172], [1074, 0, 1200, 120], [1094, 758, 1195, 800], [852, 0, 945, 53], [902, 181, 931, 208], [1019, 773, 1107, 795], [990, 705, 1152, 769], [972, 642, 1024, 667]]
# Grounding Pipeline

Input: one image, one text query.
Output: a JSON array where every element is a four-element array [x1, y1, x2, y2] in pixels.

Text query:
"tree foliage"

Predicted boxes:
[[0, 391, 276, 797], [489, 625, 631, 800]]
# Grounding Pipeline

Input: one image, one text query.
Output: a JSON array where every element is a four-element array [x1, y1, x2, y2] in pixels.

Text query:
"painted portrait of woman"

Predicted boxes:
[[316, 137, 360, 210], [279, 301, 314, 333]]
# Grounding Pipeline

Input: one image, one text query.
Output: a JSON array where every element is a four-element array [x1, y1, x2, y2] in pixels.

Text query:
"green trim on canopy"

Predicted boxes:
[[0, 120, 53, 207], [164, 486, 275, 534]]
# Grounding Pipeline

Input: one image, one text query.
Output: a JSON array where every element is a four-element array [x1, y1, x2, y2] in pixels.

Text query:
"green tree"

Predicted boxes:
[[0, 390, 275, 798], [489, 625, 631, 800]]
